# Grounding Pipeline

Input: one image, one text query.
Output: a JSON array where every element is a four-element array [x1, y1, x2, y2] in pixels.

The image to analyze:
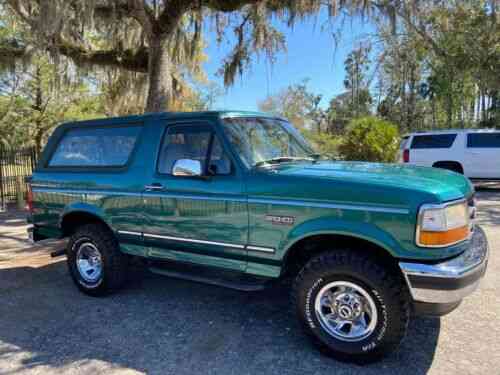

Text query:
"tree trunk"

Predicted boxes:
[[446, 95, 453, 127], [481, 92, 486, 122], [407, 63, 416, 130], [431, 98, 437, 129], [145, 36, 172, 113], [34, 128, 44, 156]]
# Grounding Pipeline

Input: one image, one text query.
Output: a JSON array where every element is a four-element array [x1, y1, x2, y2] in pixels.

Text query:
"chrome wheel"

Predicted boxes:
[[76, 242, 103, 283], [314, 281, 378, 342]]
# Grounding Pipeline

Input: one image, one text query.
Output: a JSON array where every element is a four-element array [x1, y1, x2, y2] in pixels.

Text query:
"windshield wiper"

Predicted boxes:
[[307, 153, 341, 161], [254, 156, 314, 168], [308, 153, 322, 160]]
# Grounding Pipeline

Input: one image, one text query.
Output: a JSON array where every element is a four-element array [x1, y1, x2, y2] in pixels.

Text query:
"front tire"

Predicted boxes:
[[292, 250, 410, 363], [67, 223, 128, 296]]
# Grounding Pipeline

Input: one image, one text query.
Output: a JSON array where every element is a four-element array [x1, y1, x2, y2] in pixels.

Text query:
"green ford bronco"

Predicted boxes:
[[27, 111, 488, 362]]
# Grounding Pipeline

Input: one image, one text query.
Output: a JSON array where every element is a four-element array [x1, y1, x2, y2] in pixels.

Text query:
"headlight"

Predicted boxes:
[[417, 200, 471, 247]]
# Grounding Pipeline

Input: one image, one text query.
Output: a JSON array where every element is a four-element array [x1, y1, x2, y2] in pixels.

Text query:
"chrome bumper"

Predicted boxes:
[[27, 224, 35, 244], [399, 225, 488, 305]]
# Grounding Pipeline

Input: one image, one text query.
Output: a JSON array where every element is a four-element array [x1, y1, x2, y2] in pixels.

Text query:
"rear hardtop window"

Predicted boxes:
[[410, 134, 457, 149], [399, 136, 410, 150], [48, 125, 141, 168], [467, 133, 500, 148]]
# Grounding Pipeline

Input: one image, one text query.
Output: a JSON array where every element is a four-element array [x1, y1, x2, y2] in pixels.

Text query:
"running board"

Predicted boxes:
[[148, 261, 271, 291]]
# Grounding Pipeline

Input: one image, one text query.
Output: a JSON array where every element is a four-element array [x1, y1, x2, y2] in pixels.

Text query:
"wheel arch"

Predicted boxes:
[[59, 204, 112, 238], [280, 219, 404, 278], [432, 160, 464, 174]]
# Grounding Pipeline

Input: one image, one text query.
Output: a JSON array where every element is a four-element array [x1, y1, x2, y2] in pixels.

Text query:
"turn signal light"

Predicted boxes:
[[419, 225, 469, 247]]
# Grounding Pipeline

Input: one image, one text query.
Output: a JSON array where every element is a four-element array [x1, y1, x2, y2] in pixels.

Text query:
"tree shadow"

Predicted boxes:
[[475, 190, 500, 227], [0, 261, 440, 375]]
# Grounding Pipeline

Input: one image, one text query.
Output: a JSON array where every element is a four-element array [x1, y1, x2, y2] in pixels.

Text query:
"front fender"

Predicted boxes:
[[280, 216, 404, 258]]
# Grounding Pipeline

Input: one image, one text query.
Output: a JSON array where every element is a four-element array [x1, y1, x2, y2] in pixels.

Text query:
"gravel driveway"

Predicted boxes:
[[0, 190, 498, 375]]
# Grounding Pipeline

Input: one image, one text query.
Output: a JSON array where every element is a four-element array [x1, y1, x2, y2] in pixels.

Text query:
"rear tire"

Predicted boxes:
[[292, 250, 410, 363], [67, 223, 128, 296]]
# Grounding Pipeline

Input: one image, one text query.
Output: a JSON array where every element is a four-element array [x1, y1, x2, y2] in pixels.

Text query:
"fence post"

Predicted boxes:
[[30, 146, 37, 171], [16, 175, 25, 210], [0, 147, 4, 211]]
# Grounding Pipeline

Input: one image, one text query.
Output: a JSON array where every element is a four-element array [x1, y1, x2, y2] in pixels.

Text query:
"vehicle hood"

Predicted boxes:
[[266, 161, 473, 202]]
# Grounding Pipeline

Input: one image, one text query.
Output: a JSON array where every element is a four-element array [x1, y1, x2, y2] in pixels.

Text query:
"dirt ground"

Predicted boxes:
[[0, 190, 499, 375]]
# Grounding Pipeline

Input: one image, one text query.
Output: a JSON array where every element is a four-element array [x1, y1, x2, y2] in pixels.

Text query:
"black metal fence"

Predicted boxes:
[[0, 147, 37, 209]]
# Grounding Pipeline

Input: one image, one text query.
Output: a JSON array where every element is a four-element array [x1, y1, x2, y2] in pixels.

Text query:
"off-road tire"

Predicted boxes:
[[67, 223, 128, 296], [292, 249, 410, 363]]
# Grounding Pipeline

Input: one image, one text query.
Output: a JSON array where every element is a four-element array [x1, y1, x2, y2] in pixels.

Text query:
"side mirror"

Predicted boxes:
[[172, 159, 202, 177]]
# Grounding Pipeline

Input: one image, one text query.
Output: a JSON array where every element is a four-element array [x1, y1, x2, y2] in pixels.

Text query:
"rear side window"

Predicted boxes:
[[49, 125, 141, 167], [467, 133, 500, 148], [399, 136, 410, 150], [410, 134, 457, 149]]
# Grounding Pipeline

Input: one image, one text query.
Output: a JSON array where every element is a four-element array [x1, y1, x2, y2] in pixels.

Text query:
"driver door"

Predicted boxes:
[[142, 121, 248, 272]]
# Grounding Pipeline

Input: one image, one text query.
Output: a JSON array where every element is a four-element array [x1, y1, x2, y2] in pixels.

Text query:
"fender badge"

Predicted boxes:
[[265, 215, 295, 225]]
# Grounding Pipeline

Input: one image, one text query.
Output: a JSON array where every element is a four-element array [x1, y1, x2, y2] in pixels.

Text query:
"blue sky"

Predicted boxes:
[[202, 11, 375, 111]]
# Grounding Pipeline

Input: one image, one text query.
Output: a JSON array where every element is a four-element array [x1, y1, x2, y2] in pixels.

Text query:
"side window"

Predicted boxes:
[[411, 134, 457, 149], [158, 128, 211, 174], [208, 137, 231, 175], [48, 126, 141, 167], [399, 136, 410, 150], [467, 133, 500, 148], [157, 126, 231, 175]]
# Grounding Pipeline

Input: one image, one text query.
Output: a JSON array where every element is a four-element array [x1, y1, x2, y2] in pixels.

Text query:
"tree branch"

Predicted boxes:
[[6, 0, 35, 27], [57, 39, 149, 72], [370, 1, 448, 59], [0, 39, 27, 62], [1, 38, 149, 73], [202, 0, 261, 13], [126, 0, 155, 38], [157, 0, 196, 36], [395, 9, 448, 59]]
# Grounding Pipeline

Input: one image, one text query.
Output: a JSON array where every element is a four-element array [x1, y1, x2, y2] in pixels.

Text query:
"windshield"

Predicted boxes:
[[220, 117, 314, 168]]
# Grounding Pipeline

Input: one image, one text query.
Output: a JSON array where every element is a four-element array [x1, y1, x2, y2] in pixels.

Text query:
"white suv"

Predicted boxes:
[[399, 129, 500, 180]]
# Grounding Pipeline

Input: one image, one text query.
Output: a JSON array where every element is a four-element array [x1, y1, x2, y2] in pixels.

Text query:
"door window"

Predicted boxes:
[[208, 137, 231, 175], [467, 133, 500, 148], [157, 125, 231, 175]]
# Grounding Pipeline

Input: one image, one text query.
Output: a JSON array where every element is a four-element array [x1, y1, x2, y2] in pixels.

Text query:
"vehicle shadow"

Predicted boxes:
[[0, 262, 440, 375]]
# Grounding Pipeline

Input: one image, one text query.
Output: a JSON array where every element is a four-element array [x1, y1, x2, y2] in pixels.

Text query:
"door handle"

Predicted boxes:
[[145, 183, 165, 191]]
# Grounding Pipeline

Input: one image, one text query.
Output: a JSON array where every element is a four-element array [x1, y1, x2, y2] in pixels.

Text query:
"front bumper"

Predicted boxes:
[[399, 225, 488, 315]]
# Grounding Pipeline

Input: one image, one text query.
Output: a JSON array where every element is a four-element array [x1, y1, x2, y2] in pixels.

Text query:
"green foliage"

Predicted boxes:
[[0, 55, 105, 151], [338, 117, 399, 162], [302, 130, 341, 157], [342, 44, 372, 118], [258, 79, 323, 130], [376, 0, 499, 130]]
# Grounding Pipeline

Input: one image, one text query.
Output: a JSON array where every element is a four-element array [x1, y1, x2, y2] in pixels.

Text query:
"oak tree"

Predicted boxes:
[[1, 0, 390, 112]]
